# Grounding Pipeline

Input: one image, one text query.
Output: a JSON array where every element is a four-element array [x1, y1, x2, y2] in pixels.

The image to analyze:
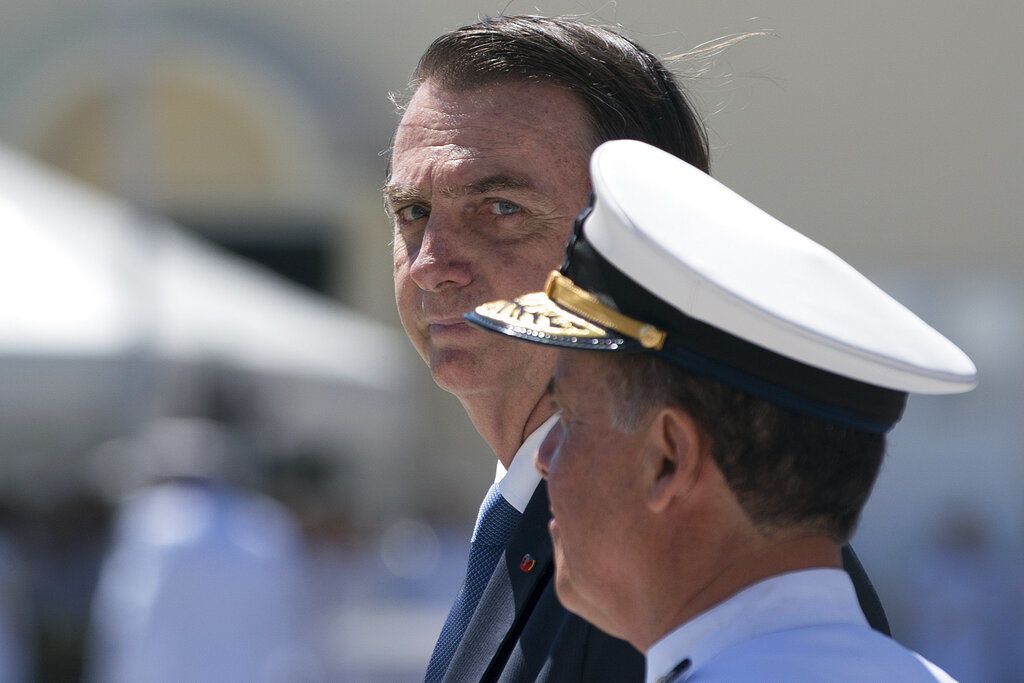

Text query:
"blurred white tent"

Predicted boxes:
[[0, 145, 415, 515]]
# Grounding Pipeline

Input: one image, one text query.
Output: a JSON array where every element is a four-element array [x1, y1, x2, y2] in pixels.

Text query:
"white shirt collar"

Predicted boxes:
[[493, 413, 558, 514], [645, 568, 868, 683]]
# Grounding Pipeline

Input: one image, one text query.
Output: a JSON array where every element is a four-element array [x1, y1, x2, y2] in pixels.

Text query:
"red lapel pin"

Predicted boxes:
[[519, 554, 536, 573]]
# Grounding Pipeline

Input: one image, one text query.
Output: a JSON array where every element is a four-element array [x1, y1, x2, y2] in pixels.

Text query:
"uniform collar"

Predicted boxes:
[[645, 568, 868, 683], [494, 414, 559, 514]]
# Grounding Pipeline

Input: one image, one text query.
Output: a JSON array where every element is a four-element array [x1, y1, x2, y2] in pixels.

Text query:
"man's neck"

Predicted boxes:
[[459, 390, 557, 469], [630, 534, 842, 652]]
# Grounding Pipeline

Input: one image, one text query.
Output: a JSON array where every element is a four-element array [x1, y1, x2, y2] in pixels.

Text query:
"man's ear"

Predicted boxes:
[[642, 407, 704, 514]]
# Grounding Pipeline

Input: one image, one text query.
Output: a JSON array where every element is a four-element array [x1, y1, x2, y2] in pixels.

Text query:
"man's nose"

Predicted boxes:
[[535, 421, 562, 479], [409, 217, 473, 292]]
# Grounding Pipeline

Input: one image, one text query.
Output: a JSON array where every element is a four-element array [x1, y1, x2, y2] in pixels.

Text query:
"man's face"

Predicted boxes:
[[387, 79, 593, 398], [536, 351, 649, 636]]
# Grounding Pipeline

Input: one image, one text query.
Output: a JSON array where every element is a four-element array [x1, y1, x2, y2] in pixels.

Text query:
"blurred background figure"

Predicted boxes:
[[87, 417, 321, 683], [905, 503, 1019, 683]]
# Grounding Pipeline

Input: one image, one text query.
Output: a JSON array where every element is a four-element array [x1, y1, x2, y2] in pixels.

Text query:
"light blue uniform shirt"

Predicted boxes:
[[645, 568, 955, 682]]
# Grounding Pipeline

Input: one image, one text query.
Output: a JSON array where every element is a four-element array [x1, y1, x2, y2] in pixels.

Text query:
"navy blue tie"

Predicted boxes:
[[425, 483, 521, 682]]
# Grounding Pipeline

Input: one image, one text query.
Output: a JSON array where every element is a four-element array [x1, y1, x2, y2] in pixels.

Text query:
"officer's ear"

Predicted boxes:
[[642, 406, 705, 515]]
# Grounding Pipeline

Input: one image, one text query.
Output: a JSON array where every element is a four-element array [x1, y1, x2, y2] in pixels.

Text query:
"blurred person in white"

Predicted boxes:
[[907, 504, 1018, 682], [467, 140, 978, 682], [86, 418, 321, 683], [387, 15, 890, 682]]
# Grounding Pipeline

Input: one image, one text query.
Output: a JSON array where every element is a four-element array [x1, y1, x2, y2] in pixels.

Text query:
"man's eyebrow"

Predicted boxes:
[[381, 184, 423, 210]]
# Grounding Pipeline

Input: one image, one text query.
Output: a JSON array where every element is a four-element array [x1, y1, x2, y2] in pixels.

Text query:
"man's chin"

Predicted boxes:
[[551, 537, 581, 614], [553, 565, 585, 619], [554, 568, 626, 642], [428, 348, 490, 395]]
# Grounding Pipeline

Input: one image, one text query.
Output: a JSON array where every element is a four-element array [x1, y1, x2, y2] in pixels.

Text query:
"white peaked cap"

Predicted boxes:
[[468, 140, 976, 433], [586, 140, 976, 394]]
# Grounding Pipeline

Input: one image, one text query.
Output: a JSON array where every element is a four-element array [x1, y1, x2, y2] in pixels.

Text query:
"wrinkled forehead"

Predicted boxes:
[[388, 79, 596, 199], [394, 79, 596, 157]]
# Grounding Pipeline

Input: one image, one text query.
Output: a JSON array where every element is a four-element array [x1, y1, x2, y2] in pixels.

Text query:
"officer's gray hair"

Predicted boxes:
[[605, 354, 886, 543]]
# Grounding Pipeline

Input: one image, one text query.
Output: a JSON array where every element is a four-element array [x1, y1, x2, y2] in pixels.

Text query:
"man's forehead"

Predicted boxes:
[[394, 79, 594, 158], [385, 133, 584, 205], [383, 169, 537, 202], [386, 79, 594, 209], [404, 78, 585, 121]]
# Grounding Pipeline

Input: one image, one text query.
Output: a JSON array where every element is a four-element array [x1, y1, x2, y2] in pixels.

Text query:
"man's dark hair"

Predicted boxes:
[[609, 354, 886, 542], [408, 15, 710, 173]]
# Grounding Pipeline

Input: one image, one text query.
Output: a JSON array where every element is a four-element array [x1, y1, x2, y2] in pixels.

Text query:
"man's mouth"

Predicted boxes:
[[428, 316, 467, 326], [427, 318, 475, 338]]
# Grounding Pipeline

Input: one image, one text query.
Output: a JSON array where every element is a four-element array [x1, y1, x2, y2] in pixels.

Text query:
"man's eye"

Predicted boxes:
[[397, 204, 429, 222], [491, 200, 521, 216]]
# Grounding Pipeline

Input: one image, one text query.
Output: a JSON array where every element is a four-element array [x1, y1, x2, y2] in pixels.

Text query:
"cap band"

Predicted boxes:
[[656, 342, 897, 434]]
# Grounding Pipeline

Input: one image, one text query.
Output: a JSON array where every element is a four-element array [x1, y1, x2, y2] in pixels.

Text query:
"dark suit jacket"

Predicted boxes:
[[442, 482, 889, 682]]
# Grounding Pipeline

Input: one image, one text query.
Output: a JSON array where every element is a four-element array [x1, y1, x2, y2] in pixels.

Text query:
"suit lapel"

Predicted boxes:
[[443, 482, 555, 682]]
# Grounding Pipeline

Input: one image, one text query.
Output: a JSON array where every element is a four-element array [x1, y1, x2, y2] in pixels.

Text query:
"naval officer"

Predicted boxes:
[[466, 139, 976, 681]]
